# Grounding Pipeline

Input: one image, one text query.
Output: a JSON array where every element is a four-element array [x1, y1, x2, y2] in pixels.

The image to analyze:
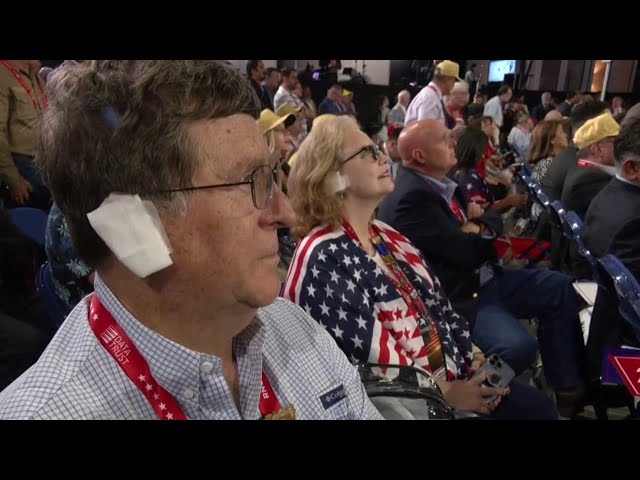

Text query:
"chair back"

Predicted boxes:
[[36, 262, 69, 329], [8, 207, 48, 247], [597, 255, 640, 341]]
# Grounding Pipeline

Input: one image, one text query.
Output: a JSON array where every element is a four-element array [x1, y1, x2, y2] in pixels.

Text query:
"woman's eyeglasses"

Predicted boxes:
[[342, 144, 383, 164], [163, 164, 280, 210]]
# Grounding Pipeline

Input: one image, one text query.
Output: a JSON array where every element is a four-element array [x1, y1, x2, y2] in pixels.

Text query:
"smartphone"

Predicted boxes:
[[473, 354, 515, 407]]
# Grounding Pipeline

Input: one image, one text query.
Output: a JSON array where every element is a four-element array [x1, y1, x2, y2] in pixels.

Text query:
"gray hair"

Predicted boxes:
[[37, 60, 261, 268]]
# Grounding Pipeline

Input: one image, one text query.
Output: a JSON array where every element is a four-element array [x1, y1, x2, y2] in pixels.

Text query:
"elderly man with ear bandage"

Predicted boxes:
[[0, 61, 383, 421]]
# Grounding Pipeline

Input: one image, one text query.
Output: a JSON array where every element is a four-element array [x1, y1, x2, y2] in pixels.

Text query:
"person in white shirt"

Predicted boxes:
[[483, 85, 513, 145], [483, 85, 512, 130], [389, 90, 411, 125], [404, 60, 461, 128], [507, 111, 533, 161]]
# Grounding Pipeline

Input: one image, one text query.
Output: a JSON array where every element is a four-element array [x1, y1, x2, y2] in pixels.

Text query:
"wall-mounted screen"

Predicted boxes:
[[488, 60, 517, 82]]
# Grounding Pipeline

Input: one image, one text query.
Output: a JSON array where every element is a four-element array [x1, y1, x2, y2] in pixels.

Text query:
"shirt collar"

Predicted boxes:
[[577, 159, 617, 177], [418, 173, 459, 204], [615, 174, 640, 188], [427, 82, 443, 100], [93, 273, 266, 408]]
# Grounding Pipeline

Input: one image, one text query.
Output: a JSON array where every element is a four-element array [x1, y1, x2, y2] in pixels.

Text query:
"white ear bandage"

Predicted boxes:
[[87, 193, 174, 278], [327, 172, 351, 194]]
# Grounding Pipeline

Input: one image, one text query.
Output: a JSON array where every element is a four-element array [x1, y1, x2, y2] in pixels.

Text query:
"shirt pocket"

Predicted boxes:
[[10, 86, 39, 123]]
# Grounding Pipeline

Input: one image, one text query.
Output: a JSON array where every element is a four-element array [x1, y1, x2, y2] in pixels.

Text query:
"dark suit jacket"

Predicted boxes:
[[561, 166, 612, 277], [377, 165, 503, 322], [583, 178, 640, 380], [562, 165, 612, 220], [318, 97, 344, 115], [542, 146, 578, 270], [541, 146, 578, 202], [584, 177, 640, 274]]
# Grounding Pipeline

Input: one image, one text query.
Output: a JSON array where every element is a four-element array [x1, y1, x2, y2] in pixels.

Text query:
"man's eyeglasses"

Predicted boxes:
[[342, 144, 383, 164], [163, 164, 280, 210]]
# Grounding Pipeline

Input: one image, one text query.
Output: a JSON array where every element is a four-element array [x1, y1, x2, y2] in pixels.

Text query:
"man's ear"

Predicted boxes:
[[622, 159, 640, 182], [411, 148, 425, 166]]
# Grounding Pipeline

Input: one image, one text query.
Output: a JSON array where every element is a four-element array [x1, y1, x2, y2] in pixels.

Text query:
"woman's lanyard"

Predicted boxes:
[[88, 294, 285, 419], [341, 220, 441, 344], [1, 60, 48, 111]]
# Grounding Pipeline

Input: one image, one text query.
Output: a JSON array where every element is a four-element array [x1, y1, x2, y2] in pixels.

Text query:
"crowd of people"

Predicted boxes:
[[0, 59, 637, 420]]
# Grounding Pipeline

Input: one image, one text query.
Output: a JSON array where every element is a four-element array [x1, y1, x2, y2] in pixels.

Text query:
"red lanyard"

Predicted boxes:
[[341, 220, 430, 322], [1, 60, 48, 111], [88, 294, 280, 419], [449, 197, 465, 225]]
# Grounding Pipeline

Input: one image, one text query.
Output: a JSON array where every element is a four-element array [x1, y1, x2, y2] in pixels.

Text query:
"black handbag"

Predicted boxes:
[[357, 363, 454, 420]]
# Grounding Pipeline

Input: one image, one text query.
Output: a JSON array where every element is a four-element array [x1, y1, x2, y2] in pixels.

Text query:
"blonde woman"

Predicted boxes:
[[282, 115, 556, 420]]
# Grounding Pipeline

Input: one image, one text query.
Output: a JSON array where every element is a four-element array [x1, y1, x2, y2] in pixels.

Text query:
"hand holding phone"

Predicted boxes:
[[472, 354, 514, 407]]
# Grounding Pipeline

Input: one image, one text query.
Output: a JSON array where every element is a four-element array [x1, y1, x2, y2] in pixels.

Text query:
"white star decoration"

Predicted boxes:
[[332, 325, 344, 339], [354, 269, 362, 281], [311, 265, 320, 278], [324, 284, 334, 298], [320, 301, 330, 316], [328, 243, 338, 253], [138, 374, 146, 382], [306, 284, 316, 298], [353, 256, 360, 265], [355, 316, 367, 330], [330, 270, 340, 284], [145, 383, 153, 392], [92, 313, 98, 321], [352, 335, 363, 350], [341, 293, 350, 304], [343, 255, 352, 267], [341, 242, 349, 250], [166, 413, 173, 420], [159, 402, 166, 411], [346, 279, 356, 292], [337, 307, 348, 321], [461, 330, 471, 339], [304, 303, 312, 315], [153, 393, 160, 401], [425, 298, 438, 308], [317, 250, 327, 262]]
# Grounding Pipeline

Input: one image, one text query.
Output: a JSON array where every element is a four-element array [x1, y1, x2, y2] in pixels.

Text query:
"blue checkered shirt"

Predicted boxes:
[[0, 275, 382, 420]]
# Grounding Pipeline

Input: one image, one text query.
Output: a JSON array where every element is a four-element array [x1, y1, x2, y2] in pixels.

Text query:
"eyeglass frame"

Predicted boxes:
[[160, 163, 281, 210], [342, 144, 384, 165]]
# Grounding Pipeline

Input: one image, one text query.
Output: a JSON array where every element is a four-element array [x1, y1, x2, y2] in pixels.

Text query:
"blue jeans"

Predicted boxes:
[[472, 268, 584, 389], [2, 154, 51, 211], [465, 379, 558, 420]]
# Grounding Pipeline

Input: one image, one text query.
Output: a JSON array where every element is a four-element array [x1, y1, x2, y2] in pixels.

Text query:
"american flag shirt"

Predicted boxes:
[[283, 220, 473, 381]]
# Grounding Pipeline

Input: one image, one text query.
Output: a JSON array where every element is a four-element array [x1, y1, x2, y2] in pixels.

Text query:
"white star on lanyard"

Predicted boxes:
[[159, 402, 166, 411], [166, 412, 174, 420], [153, 393, 160, 401], [92, 313, 98, 322], [145, 383, 153, 391], [138, 374, 146, 382]]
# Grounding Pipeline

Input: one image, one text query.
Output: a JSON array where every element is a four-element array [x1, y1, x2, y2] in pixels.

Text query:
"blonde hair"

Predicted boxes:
[[288, 115, 358, 238]]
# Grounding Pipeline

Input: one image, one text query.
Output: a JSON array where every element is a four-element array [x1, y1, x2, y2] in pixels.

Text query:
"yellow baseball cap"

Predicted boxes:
[[257, 109, 295, 135], [342, 89, 353, 97], [275, 103, 302, 117], [573, 112, 620, 149], [435, 60, 462, 81]]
